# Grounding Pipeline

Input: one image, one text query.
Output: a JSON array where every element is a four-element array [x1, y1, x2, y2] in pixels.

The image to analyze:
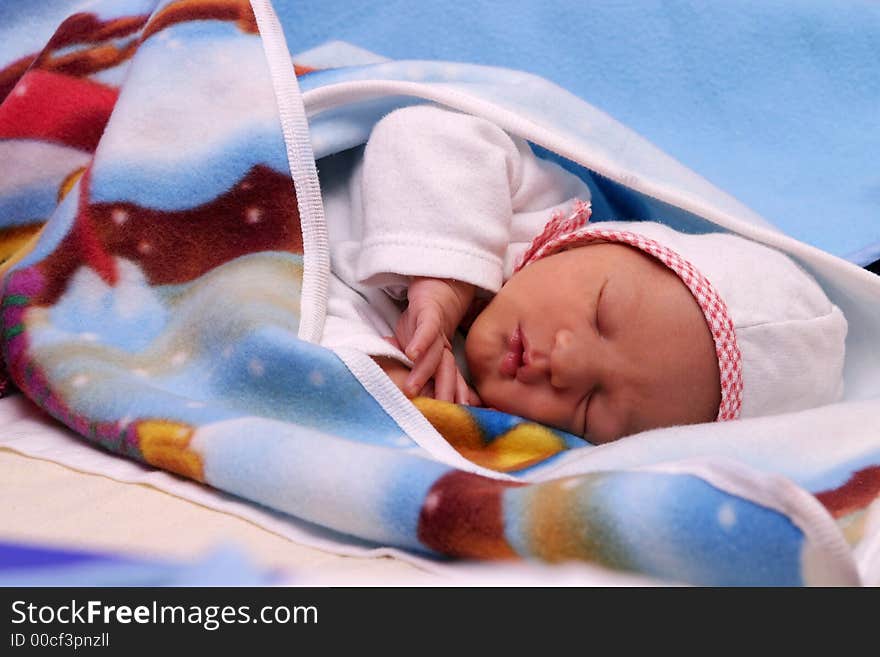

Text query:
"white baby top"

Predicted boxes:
[[318, 104, 591, 365]]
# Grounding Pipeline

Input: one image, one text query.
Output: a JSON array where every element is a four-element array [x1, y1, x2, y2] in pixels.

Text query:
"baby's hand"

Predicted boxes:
[[394, 277, 478, 404]]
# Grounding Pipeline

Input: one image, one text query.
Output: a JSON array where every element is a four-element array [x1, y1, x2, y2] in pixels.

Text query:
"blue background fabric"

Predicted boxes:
[[0, 541, 280, 586], [274, 0, 880, 265]]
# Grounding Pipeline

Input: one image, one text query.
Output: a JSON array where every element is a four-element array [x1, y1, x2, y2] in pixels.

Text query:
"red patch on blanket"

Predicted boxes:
[[31, 164, 303, 304], [418, 470, 526, 559], [0, 70, 118, 152], [814, 465, 880, 518]]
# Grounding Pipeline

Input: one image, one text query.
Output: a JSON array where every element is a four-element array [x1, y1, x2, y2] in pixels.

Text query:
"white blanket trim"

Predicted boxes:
[[250, 0, 329, 344]]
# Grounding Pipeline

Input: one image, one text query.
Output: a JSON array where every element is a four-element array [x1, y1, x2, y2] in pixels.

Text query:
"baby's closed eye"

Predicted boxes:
[[594, 276, 613, 336], [579, 388, 595, 438]]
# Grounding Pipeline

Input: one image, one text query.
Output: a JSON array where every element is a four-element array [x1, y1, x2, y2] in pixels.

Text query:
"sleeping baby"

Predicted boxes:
[[319, 105, 847, 444]]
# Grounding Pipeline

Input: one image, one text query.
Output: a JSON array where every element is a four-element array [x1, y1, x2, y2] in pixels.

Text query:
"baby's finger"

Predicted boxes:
[[433, 348, 458, 402], [394, 311, 417, 352], [406, 308, 442, 361], [454, 368, 470, 405], [417, 379, 435, 399], [405, 336, 444, 396]]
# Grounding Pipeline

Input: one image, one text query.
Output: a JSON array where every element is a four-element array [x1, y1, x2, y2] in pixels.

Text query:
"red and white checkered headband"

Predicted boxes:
[[514, 201, 743, 422]]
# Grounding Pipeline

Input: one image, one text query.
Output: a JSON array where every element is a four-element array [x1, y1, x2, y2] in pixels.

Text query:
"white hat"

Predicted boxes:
[[515, 202, 848, 421]]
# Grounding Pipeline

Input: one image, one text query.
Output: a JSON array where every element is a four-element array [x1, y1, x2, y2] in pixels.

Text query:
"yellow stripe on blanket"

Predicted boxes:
[[413, 397, 566, 472], [0, 224, 44, 275], [137, 420, 204, 482]]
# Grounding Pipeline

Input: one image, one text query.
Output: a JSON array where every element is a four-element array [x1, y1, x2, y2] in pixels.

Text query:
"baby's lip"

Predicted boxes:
[[521, 329, 532, 366], [513, 329, 549, 383], [499, 325, 524, 377]]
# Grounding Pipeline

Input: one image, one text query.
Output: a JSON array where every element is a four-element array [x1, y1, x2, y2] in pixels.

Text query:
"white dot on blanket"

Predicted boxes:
[[248, 358, 265, 377], [111, 209, 128, 225], [71, 374, 89, 388], [245, 207, 262, 224], [138, 241, 152, 255], [308, 370, 325, 386], [14, 84, 27, 97], [423, 491, 441, 513], [170, 350, 188, 366], [717, 502, 737, 530]]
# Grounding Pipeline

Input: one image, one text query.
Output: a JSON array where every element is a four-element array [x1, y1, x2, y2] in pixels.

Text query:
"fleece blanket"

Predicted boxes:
[[1, 0, 878, 586]]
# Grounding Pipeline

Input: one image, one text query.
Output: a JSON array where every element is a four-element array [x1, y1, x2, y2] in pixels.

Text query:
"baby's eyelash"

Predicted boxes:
[[595, 279, 609, 334], [580, 389, 594, 438]]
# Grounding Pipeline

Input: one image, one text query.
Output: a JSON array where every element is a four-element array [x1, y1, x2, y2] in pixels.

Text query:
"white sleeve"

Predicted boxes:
[[321, 274, 412, 364], [356, 105, 525, 294], [504, 146, 593, 279]]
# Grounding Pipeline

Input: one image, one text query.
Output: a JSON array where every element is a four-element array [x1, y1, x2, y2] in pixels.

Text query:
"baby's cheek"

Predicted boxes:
[[464, 329, 492, 377], [473, 377, 513, 413], [586, 396, 637, 444]]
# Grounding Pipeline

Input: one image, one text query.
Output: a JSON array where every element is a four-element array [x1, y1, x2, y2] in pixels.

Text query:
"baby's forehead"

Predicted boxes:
[[513, 242, 694, 310], [547, 241, 675, 278]]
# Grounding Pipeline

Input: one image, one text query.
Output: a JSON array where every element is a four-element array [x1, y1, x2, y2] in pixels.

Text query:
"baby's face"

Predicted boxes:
[[465, 243, 721, 443]]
